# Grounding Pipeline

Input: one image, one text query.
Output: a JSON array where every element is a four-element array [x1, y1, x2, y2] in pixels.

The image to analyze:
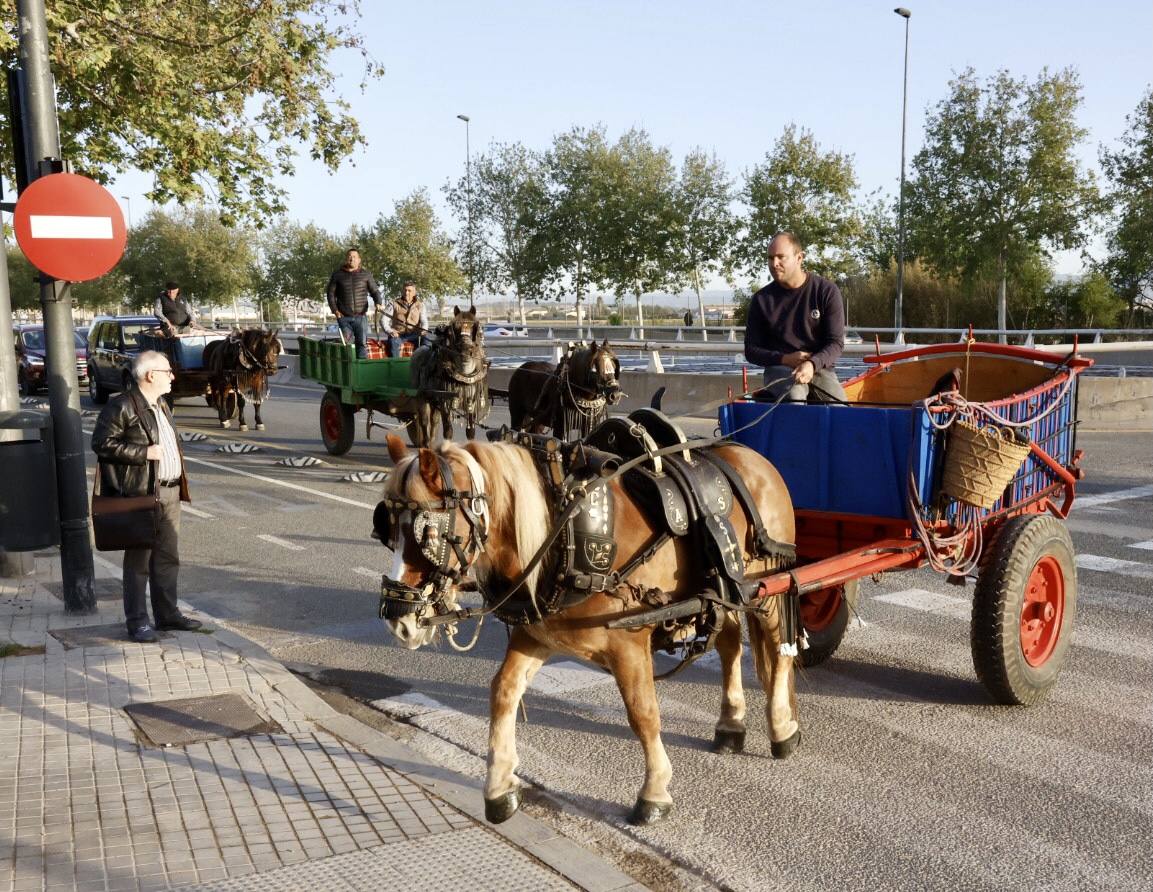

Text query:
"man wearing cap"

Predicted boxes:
[[155, 281, 198, 335], [92, 350, 201, 643]]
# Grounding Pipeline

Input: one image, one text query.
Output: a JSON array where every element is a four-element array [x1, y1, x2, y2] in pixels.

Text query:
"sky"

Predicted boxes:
[[114, 1, 1153, 281]]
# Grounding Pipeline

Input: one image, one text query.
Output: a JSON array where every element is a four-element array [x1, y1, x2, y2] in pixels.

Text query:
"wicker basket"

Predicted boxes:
[[941, 419, 1031, 509]]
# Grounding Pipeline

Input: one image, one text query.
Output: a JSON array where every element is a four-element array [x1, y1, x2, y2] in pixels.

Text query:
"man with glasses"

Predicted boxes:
[[92, 350, 202, 643]]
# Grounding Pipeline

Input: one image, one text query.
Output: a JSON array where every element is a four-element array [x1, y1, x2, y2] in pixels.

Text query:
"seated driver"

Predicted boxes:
[[155, 281, 199, 336], [743, 231, 846, 403]]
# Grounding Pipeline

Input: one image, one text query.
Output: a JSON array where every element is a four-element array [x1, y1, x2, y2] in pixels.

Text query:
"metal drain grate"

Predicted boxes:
[[124, 692, 282, 747], [50, 623, 172, 649]]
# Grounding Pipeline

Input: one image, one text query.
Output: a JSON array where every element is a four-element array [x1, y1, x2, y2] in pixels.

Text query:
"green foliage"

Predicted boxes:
[[5, 246, 40, 311], [1099, 88, 1153, 323], [668, 149, 737, 300], [118, 207, 256, 309], [738, 125, 862, 280], [1043, 272, 1125, 328], [254, 220, 344, 310], [0, 1, 383, 224], [906, 68, 1098, 327], [357, 190, 465, 314]]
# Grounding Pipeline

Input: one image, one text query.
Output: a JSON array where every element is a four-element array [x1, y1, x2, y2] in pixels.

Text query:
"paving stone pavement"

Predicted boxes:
[[0, 552, 645, 892]]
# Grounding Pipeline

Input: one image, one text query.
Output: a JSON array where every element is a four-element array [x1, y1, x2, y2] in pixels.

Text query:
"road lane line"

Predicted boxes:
[[529, 660, 615, 695], [257, 534, 306, 551], [352, 566, 379, 578], [181, 505, 214, 519], [1076, 554, 1153, 579], [182, 455, 378, 509], [1129, 540, 1153, 551], [1075, 484, 1153, 508]]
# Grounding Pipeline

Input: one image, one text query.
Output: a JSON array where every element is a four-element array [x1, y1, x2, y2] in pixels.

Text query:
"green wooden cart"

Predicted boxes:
[[298, 337, 425, 454]]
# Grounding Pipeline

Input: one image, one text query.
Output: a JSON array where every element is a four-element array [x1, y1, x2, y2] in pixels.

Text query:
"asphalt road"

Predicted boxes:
[[77, 376, 1153, 891]]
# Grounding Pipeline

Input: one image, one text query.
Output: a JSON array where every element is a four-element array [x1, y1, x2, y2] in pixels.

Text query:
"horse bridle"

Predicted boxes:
[[375, 452, 489, 622], [235, 333, 280, 374]]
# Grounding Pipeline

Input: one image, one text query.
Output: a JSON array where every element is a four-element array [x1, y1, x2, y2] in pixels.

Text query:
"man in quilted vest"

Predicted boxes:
[[386, 282, 428, 358]]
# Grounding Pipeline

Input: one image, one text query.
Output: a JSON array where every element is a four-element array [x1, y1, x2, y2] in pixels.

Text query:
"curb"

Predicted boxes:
[[194, 608, 645, 892]]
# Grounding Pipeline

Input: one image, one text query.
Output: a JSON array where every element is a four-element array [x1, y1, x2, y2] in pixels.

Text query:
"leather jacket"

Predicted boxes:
[[91, 387, 189, 501]]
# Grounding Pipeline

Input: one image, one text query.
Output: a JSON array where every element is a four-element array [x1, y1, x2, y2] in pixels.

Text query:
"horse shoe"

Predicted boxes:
[[629, 798, 672, 826], [239, 423, 249, 432], [484, 788, 521, 824], [770, 727, 802, 760], [711, 728, 746, 754]]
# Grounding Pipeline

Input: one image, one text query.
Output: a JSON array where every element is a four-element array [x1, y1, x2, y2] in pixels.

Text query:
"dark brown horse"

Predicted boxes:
[[409, 306, 489, 446], [508, 340, 623, 439], [203, 328, 282, 431], [375, 430, 798, 826]]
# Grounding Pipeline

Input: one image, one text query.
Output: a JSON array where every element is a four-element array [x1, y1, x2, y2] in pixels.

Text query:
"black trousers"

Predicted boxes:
[[123, 484, 182, 631]]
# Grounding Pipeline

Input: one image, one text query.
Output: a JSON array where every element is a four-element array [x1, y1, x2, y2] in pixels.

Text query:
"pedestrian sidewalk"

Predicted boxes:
[[0, 550, 646, 892]]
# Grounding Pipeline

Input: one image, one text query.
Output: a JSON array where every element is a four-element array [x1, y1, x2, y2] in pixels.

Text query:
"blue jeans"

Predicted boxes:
[[338, 314, 368, 358], [389, 332, 422, 358]]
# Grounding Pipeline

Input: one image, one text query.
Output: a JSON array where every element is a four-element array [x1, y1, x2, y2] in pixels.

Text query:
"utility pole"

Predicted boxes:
[[893, 7, 912, 337], [15, 0, 96, 612], [457, 114, 474, 304]]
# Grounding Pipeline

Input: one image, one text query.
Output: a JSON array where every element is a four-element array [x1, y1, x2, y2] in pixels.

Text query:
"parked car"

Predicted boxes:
[[86, 315, 159, 404], [13, 324, 88, 396], [844, 329, 864, 345], [483, 323, 529, 338]]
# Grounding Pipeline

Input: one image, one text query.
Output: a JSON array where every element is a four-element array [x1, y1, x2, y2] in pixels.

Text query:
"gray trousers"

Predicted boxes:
[[123, 484, 182, 631], [762, 365, 847, 403]]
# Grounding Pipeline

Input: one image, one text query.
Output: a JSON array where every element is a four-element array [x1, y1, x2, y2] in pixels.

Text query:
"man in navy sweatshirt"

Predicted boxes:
[[743, 231, 846, 403]]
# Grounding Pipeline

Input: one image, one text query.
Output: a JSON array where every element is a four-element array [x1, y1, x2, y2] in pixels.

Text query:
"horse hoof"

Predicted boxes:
[[239, 424, 249, 432], [485, 789, 520, 824], [256, 424, 265, 431], [220, 421, 231, 429], [770, 728, 802, 760], [629, 799, 672, 826], [712, 729, 746, 754]]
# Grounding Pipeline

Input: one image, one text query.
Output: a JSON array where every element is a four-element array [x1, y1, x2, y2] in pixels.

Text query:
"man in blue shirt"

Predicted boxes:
[[743, 232, 846, 403]]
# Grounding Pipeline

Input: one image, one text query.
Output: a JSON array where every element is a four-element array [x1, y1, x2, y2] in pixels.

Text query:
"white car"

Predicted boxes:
[[844, 329, 864, 345], [483, 324, 528, 338]]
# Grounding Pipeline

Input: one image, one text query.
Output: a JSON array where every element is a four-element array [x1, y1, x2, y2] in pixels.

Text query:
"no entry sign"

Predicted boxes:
[[13, 173, 127, 282]]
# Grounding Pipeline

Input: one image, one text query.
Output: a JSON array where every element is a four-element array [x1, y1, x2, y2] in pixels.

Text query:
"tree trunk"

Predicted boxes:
[[515, 292, 527, 329], [693, 268, 708, 342], [997, 252, 1007, 344], [635, 287, 645, 340]]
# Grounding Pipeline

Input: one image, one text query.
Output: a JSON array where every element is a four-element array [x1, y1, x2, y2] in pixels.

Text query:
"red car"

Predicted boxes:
[[13, 324, 89, 396]]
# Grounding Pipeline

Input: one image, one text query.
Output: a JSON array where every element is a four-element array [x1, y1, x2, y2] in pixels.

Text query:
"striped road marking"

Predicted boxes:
[[1076, 554, 1153, 580], [529, 660, 614, 696], [257, 534, 305, 552], [1129, 540, 1153, 551], [1075, 484, 1153, 509]]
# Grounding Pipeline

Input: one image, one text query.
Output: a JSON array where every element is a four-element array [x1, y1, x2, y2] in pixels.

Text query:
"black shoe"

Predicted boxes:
[[129, 625, 159, 643], [156, 616, 203, 632]]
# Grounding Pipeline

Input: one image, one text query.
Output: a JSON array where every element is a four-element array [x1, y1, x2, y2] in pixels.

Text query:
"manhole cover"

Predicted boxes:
[[50, 623, 172, 649], [43, 578, 122, 602], [124, 692, 282, 747]]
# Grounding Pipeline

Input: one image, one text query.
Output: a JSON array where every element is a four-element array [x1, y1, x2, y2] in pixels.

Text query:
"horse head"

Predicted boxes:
[[236, 328, 282, 374], [441, 306, 484, 378], [572, 339, 623, 405], [375, 436, 491, 649]]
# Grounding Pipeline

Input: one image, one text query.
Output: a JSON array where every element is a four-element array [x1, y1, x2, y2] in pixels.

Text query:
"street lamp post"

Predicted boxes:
[[893, 7, 911, 338], [119, 195, 132, 228], [456, 114, 474, 304]]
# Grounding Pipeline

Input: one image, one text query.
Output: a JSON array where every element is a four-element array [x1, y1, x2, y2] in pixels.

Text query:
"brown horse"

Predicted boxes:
[[508, 340, 622, 439], [374, 430, 798, 826], [409, 306, 489, 446], [203, 328, 282, 431]]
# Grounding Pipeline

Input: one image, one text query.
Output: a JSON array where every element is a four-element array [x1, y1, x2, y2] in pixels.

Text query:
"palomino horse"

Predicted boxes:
[[374, 430, 798, 826], [203, 329, 282, 431], [409, 306, 489, 446], [508, 340, 622, 439]]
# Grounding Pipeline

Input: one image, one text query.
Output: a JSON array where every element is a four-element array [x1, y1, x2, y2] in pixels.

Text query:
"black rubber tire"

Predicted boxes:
[[971, 515, 1077, 706], [89, 367, 109, 404], [799, 579, 859, 668], [319, 389, 355, 456]]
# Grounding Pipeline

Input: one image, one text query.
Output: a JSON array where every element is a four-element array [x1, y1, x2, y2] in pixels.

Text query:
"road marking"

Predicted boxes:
[[529, 660, 614, 695], [257, 534, 305, 552], [1129, 540, 1153, 551], [874, 588, 970, 619], [371, 692, 454, 720], [1076, 484, 1153, 509], [182, 455, 377, 510], [181, 505, 215, 519], [353, 566, 379, 578], [1076, 554, 1153, 579]]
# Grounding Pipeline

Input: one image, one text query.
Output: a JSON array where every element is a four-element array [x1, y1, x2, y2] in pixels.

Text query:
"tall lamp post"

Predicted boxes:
[[456, 114, 474, 303], [119, 195, 132, 228], [893, 7, 911, 338]]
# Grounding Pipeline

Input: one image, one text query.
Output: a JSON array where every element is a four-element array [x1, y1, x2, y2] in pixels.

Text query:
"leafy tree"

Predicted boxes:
[[668, 149, 737, 338], [357, 189, 465, 315], [444, 142, 551, 327], [857, 195, 900, 273], [254, 220, 344, 323], [1044, 272, 1126, 329], [905, 67, 1098, 334], [1099, 88, 1153, 325], [595, 129, 679, 336], [737, 125, 862, 280], [0, 1, 383, 223], [8, 243, 128, 313], [118, 206, 256, 310]]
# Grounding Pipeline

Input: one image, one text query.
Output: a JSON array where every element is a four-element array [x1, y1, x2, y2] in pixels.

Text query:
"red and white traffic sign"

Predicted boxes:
[[13, 173, 127, 282]]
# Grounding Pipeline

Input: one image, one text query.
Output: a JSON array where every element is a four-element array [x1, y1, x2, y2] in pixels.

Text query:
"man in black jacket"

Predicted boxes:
[[326, 247, 382, 358], [744, 232, 846, 403], [154, 281, 198, 335], [92, 350, 201, 643]]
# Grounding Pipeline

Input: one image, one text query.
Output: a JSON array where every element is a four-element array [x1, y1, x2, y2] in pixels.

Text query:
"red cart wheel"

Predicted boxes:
[[320, 389, 355, 455], [799, 579, 859, 668], [971, 515, 1077, 705]]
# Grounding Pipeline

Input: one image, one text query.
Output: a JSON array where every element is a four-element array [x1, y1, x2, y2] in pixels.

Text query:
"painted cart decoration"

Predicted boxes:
[[720, 339, 1092, 705], [135, 330, 227, 401]]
